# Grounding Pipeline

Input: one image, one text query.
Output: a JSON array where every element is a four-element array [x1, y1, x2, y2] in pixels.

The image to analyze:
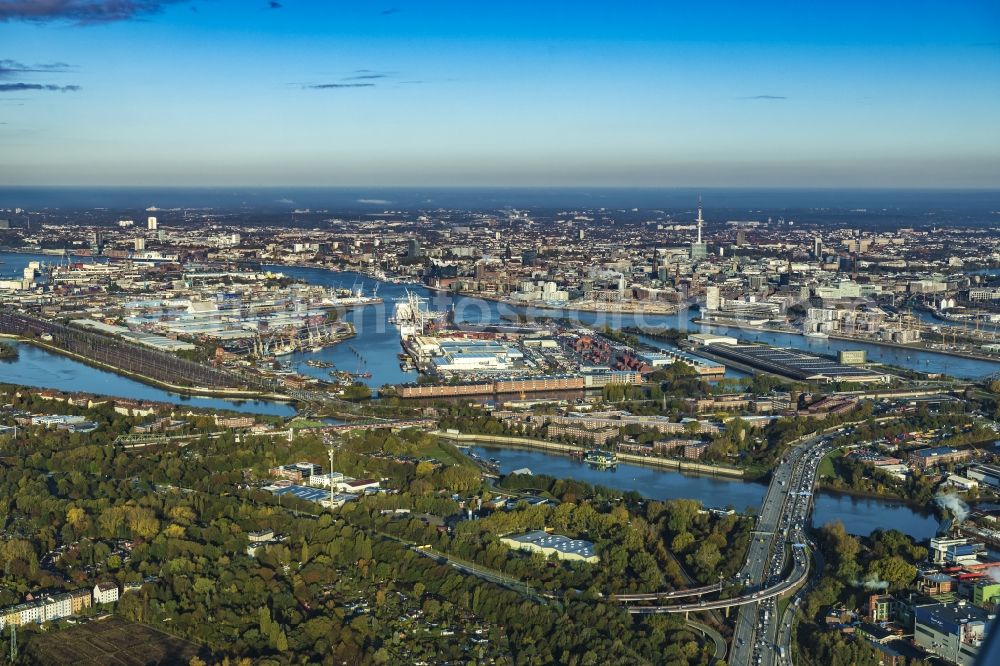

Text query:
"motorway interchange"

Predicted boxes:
[[618, 425, 852, 666], [730, 430, 833, 666]]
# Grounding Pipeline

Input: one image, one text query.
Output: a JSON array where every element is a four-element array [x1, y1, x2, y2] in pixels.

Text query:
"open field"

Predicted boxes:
[[25, 617, 210, 666]]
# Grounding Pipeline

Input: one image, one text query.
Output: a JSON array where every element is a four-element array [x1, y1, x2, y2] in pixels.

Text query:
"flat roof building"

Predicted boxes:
[[967, 464, 1000, 489], [702, 343, 890, 383], [913, 601, 989, 666], [500, 530, 598, 563], [908, 446, 971, 470]]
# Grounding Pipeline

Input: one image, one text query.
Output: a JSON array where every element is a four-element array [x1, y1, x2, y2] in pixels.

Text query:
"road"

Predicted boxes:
[[612, 582, 723, 602], [621, 424, 845, 666], [625, 431, 824, 618], [730, 431, 836, 666], [775, 549, 825, 666], [687, 620, 727, 663]]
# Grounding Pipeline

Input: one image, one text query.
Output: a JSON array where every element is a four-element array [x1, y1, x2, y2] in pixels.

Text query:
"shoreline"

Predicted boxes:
[[814, 481, 936, 513], [1, 334, 294, 403], [457, 291, 681, 316], [434, 430, 746, 478], [692, 318, 1000, 365]]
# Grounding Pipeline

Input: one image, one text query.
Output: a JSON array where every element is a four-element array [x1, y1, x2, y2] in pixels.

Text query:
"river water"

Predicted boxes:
[[6, 253, 1000, 387], [255, 262, 1000, 384], [0, 253, 967, 539], [469, 445, 941, 541], [430, 292, 1000, 381], [0, 342, 295, 416], [116, 260, 1000, 387], [0, 250, 95, 278]]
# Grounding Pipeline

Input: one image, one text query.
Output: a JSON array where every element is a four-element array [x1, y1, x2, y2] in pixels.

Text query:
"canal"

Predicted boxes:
[[0, 341, 295, 416], [469, 444, 941, 541]]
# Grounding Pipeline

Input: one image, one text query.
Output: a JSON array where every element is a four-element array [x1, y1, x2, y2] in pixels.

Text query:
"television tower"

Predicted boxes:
[[696, 196, 703, 245], [690, 196, 708, 261]]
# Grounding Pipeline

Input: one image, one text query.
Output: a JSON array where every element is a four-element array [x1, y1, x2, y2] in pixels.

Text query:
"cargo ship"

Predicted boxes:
[[391, 290, 449, 340]]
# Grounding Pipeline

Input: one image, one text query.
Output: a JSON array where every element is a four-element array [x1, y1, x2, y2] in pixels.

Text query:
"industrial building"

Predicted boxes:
[[268, 484, 359, 509], [913, 601, 988, 666], [930, 537, 986, 565], [429, 338, 524, 373], [633, 348, 725, 376], [702, 343, 890, 383], [967, 465, 1000, 489], [269, 462, 323, 482], [499, 530, 599, 563], [71, 319, 196, 352], [838, 350, 867, 365]]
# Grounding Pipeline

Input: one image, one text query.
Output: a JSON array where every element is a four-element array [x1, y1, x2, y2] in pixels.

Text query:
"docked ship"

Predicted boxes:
[[391, 290, 449, 340], [322, 284, 382, 308], [583, 449, 618, 469]]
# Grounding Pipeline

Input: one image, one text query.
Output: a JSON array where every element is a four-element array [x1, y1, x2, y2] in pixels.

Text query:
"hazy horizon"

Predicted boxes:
[[2, 1, 999, 188], [3, 185, 999, 213]]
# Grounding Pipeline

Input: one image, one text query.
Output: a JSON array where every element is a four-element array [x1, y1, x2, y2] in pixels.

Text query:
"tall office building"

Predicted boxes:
[[813, 236, 823, 259], [147, 216, 157, 231]]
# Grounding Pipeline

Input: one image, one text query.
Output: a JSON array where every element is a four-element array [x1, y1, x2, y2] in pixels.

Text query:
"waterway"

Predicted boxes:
[[470, 444, 941, 541], [4, 254, 1000, 417], [0, 250, 98, 279], [262, 266, 421, 388], [429, 293, 1000, 380], [0, 342, 295, 416], [7, 251, 1000, 383], [222, 264, 1000, 384]]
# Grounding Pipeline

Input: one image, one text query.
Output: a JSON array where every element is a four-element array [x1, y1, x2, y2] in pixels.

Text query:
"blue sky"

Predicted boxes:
[[1, 0, 998, 187]]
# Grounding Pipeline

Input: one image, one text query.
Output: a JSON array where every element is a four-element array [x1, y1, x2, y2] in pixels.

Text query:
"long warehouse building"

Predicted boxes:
[[704, 343, 890, 384]]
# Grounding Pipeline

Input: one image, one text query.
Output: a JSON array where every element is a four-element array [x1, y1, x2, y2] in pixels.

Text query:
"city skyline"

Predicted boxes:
[[1, 0, 999, 187]]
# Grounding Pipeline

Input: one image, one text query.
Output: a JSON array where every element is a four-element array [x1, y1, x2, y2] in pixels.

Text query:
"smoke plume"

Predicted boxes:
[[935, 493, 970, 523]]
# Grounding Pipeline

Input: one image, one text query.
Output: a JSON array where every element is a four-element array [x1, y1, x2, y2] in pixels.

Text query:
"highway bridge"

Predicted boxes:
[[614, 418, 898, 618], [611, 581, 724, 602], [622, 433, 824, 617], [623, 546, 810, 614], [316, 419, 437, 433]]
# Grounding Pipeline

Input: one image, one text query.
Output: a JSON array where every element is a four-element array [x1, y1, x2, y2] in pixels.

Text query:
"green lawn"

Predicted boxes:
[[817, 449, 840, 479], [411, 436, 479, 467], [288, 417, 327, 429]]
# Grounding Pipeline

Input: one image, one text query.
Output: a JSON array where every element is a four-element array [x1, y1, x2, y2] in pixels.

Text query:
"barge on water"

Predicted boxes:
[[583, 449, 618, 469]]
